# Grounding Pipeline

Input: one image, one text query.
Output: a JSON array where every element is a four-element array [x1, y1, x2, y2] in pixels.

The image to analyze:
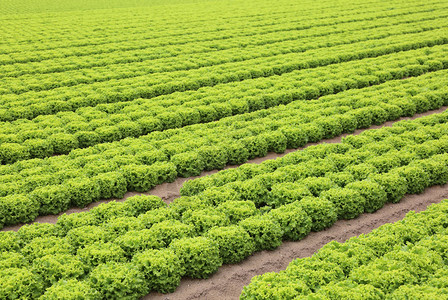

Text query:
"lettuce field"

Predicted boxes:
[[1, 0, 448, 299]]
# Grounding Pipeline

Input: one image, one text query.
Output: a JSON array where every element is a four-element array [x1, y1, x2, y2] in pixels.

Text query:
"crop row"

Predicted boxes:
[[0, 0, 307, 43], [0, 0, 432, 62], [1, 7, 443, 79], [241, 199, 448, 299], [179, 71, 448, 196], [0, 68, 447, 226], [0, 0, 362, 49], [180, 112, 448, 211], [3, 16, 446, 96], [1, 29, 447, 122], [2, 110, 448, 298], [0, 45, 446, 163]]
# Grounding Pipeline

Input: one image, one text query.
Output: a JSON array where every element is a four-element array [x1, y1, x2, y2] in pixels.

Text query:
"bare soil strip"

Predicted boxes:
[[3, 106, 446, 232]]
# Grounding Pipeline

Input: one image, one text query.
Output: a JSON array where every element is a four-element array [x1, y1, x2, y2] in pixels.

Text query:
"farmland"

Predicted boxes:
[[241, 199, 448, 299], [1, 0, 448, 299]]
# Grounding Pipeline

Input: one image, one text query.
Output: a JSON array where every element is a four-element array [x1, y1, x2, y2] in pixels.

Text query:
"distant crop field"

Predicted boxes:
[[0, 0, 447, 299]]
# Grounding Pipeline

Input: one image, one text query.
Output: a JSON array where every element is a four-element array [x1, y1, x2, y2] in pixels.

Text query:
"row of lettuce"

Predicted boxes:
[[1, 69, 448, 227], [0, 0, 365, 57], [179, 113, 448, 212], [2, 12, 445, 96], [1, 28, 447, 122], [241, 200, 448, 299], [0, 45, 447, 165], [1, 8, 443, 81], [0, 0, 430, 65], [2, 110, 448, 298]]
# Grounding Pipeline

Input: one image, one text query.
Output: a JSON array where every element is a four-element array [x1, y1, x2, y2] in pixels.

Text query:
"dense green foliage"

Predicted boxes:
[[2, 69, 448, 226], [1, 0, 448, 298], [1, 111, 448, 298], [0, 43, 447, 161], [241, 200, 448, 299]]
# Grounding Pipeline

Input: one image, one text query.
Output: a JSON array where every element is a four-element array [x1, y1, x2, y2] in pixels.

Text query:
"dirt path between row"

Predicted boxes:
[[3, 106, 447, 232]]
